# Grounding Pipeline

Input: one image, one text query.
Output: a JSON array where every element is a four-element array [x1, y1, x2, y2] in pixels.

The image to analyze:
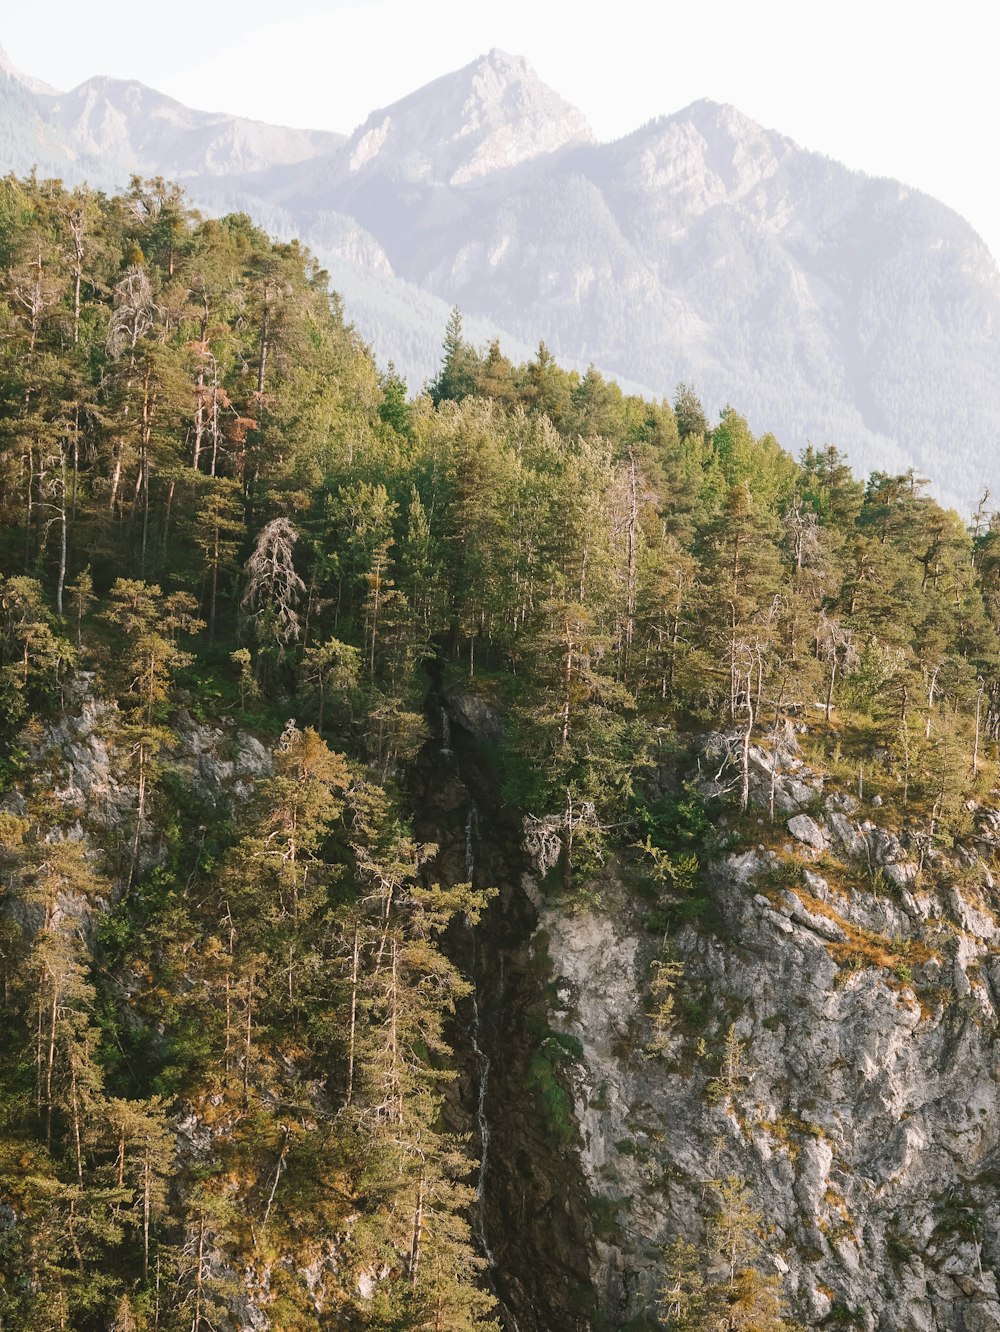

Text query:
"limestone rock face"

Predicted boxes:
[[445, 688, 504, 744], [533, 730, 1000, 1330]]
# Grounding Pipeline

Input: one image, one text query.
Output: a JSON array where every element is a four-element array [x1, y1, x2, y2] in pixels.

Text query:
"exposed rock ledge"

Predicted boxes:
[[535, 729, 1000, 1330]]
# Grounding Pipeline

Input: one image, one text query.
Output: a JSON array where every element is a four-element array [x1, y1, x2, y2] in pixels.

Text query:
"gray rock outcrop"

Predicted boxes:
[[535, 730, 1000, 1329]]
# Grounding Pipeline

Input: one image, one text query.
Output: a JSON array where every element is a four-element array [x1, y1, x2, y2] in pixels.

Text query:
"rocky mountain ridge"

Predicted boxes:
[[0, 43, 57, 96], [42, 77, 344, 181]]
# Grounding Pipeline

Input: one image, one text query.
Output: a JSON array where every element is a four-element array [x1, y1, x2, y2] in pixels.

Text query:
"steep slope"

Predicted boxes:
[[538, 774, 1000, 1329], [425, 685, 1000, 1331]]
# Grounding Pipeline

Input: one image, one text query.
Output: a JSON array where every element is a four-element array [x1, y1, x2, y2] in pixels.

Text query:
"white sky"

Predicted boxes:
[[5, 0, 997, 259]]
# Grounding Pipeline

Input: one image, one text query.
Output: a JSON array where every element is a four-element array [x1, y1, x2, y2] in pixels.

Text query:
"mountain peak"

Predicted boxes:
[[675, 97, 786, 145], [480, 47, 533, 75], [344, 49, 593, 186], [612, 96, 793, 206]]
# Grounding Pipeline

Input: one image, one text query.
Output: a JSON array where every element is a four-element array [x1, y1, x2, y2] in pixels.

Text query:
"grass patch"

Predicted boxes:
[[780, 884, 939, 984]]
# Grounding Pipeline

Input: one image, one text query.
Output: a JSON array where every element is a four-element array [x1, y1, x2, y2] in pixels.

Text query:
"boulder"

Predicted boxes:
[[787, 814, 827, 851]]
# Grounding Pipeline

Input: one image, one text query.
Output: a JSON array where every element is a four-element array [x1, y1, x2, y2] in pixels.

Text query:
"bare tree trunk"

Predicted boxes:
[[161, 480, 175, 566], [193, 367, 205, 471], [209, 366, 221, 478], [563, 788, 575, 893], [139, 380, 155, 575], [346, 926, 359, 1106], [71, 425, 79, 537], [367, 557, 383, 676], [70, 1054, 83, 1184], [46, 983, 58, 1150], [243, 972, 254, 1108], [409, 1171, 426, 1284], [193, 1214, 205, 1332], [666, 601, 682, 704], [224, 972, 232, 1081], [728, 610, 739, 722], [623, 451, 638, 681], [257, 301, 270, 396], [142, 1147, 152, 1278], [72, 266, 82, 346], [925, 665, 940, 739], [769, 707, 780, 823], [109, 443, 123, 515], [24, 438, 34, 571], [56, 449, 67, 616], [128, 745, 147, 896], [389, 940, 401, 1124], [35, 1004, 44, 1120], [69, 207, 85, 346], [740, 667, 755, 814], [259, 1128, 290, 1243], [974, 680, 986, 777], [561, 624, 574, 749]]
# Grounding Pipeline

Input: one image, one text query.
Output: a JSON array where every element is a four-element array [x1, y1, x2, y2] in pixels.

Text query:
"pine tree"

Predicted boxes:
[[430, 307, 481, 405]]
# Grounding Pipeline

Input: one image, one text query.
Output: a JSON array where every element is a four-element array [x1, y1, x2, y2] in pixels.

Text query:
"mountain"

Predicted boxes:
[[0, 42, 343, 187], [334, 47, 593, 186], [41, 77, 344, 180], [183, 49, 609, 395], [2, 43, 999, 510], [185, 58, 1000, 512]]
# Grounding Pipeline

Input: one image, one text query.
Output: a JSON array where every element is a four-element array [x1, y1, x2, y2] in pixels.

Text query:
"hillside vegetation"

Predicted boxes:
[[1, 174, 1000, 1330]]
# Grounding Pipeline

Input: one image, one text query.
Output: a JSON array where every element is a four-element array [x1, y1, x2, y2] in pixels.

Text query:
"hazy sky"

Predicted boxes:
[[5, 0, 997, 258]]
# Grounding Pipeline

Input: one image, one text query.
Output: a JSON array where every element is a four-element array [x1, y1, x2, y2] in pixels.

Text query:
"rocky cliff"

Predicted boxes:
[[428, 691, 1000, 1331]]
